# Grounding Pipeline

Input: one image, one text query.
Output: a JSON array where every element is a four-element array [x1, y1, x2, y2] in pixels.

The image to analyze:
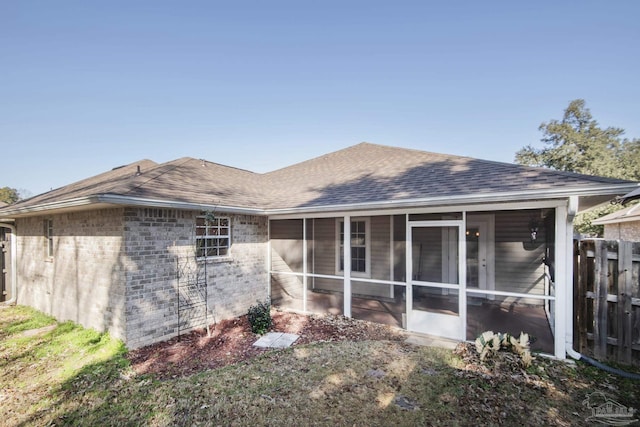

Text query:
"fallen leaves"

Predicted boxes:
[[127, 310, 406, 379]]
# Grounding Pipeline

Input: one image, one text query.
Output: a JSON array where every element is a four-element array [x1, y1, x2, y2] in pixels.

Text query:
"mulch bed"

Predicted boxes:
[[127, 310, 407, 379]]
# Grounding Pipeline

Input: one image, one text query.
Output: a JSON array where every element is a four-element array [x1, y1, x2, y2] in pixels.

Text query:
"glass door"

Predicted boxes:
[[407, 220, 465, 340]]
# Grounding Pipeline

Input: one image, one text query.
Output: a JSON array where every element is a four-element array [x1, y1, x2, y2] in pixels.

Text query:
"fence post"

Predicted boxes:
[[573, 240, 579, 352], [576, 241, 587, 353], [619, 241, 633, 364], [593, 240, 609, 360]]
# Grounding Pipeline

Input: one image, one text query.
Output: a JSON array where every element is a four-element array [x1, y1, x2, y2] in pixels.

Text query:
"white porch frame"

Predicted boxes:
[[406, 216, 467, 340], [268, 198, 572, 359]]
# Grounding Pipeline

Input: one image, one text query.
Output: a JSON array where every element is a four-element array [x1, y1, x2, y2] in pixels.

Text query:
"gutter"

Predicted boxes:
[[0, 183, 635, 219], [0, 223, 17, 306], [0, 194, 266, 218]]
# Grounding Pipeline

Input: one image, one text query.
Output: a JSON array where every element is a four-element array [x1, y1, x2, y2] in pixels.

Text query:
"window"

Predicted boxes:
[[336, 218, 370, 276], [44, 219, 53, 258], [196, 215, 230, 259]]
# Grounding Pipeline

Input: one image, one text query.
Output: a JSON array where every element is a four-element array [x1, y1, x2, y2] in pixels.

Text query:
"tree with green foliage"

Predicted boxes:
[[0, 187, 20, 205], [515, 99, 640, 236], [515, 99, 640, 181]]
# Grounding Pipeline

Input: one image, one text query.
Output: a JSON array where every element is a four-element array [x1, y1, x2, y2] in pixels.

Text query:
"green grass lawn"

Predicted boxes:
[[1, 305, 638, 426]]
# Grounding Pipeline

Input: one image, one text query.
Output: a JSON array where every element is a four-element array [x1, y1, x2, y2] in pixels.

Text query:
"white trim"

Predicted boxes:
[[1, 194, 265, 218], [412, 280, 461, 291], [460, 211, 467, 340], [343, 216, 351, 318], [267, 219, 271, 297], [268, 270, 406, 287], [302, 218, 308, 313], [1, 183, 634, 219], [407, 217, 467, 340], [405, 214, 412, 329], [554, 199, 571, 359], [268, 200, 568, 221], [389, 216, 395, 298], [335, 217, 371, 278], [466, 213, 496, 299], [560, 196, 578, 360], [460, 288, 555, 301], [195, 215, 231, 260]]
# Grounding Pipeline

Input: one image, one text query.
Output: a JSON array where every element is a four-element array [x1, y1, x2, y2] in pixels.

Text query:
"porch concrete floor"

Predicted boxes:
[[291, 291, 555, 354]]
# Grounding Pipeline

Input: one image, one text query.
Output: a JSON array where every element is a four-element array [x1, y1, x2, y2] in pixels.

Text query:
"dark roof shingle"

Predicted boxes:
[[1, 142, 636, 216]]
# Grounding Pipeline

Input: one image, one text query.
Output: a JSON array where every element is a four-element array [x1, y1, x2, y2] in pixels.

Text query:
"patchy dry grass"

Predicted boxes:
[[1, 305, 639, 426]]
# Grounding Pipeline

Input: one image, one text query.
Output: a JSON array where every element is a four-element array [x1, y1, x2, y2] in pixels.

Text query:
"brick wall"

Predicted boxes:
[[15, 207, 269, 350], [123, 208, 268, 349], [15, 209, 127, 341]]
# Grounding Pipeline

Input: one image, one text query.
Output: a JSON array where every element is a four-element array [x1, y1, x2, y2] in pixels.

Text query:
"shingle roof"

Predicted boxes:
[[6, 158, 264, 212], [261, 143, 634, 209], [1, 142, 636, 217], [592, 202, 640, 225]]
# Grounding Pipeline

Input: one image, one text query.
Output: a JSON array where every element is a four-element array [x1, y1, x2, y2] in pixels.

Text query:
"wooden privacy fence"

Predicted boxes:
[[574, 239, 640, 366]]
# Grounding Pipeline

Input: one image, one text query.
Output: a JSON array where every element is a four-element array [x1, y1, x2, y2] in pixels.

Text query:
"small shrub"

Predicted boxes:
[[247, 299, 272, 334]]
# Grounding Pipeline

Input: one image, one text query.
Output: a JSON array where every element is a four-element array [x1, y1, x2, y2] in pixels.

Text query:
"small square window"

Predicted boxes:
[[337, 218, 370, 276], [195, 215, 231, 259]]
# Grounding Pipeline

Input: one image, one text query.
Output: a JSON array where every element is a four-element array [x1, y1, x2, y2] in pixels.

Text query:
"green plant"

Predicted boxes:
[[475, 330, 533, 367], [247, 299, 272, 334]]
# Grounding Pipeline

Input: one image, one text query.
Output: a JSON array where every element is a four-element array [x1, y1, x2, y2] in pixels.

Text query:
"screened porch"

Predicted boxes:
[[269, 208, 558, 354]]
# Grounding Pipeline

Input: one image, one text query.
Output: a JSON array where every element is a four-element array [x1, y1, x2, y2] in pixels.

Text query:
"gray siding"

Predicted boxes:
[[311, 218, 335, 275], [370, 216, 391, 281], [270, 219, 303, 273], [494, 210, 548, 299], [393, 214, 407, 281]]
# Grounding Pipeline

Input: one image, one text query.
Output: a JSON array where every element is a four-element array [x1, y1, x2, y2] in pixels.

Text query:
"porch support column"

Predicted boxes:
[[302, 218, 308, 313], [405, 214, 412, 329], [343, 216, 351, 317], [554, 197, 576, 359]]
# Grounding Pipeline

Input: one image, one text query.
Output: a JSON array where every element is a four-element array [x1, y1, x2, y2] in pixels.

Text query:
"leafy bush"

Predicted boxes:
[[247, 299, 272, 334]]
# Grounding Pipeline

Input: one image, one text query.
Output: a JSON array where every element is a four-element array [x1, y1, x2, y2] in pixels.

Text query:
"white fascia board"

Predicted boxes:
[[268, 200, 566, 220], [0, 194, 266, 218], [265, 183, 635, 218]]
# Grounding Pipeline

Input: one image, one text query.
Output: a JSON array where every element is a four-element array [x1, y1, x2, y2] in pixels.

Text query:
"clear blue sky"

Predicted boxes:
[[2, 1, 639, 197]]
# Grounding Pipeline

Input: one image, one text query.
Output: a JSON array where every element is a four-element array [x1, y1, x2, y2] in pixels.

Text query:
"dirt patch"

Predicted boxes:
[[127, 310, 407, 379]]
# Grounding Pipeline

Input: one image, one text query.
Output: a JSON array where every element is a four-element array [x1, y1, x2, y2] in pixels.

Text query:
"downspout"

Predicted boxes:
[[563, 199, 640, 380], [0, 223, 17, 305]]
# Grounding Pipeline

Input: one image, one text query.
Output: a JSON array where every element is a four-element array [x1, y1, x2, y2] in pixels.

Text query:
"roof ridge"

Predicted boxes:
[[262, 143, 373, 176], [120, 157, 193, 196]]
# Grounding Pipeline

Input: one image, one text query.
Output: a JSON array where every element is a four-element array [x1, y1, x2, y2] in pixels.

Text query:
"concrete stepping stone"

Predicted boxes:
[[253, 332, 299, 348]]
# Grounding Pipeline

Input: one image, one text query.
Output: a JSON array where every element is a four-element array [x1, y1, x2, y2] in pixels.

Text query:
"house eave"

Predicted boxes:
[[0, 194, 266, 218], [0, 183, 634, 219], [264, 184, 636, 217], [592, 216, 640, 225]]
